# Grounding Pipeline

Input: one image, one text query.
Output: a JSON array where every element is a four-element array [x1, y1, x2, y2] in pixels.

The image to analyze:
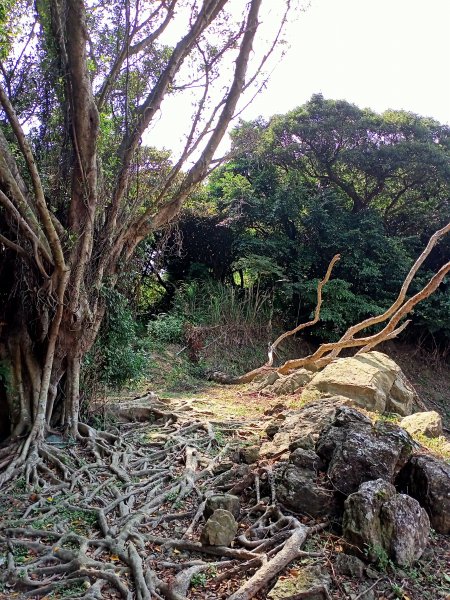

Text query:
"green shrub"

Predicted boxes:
[[147, 313, 185, 344], [171, 279, 273, 327], [84, 288, 147, 389]]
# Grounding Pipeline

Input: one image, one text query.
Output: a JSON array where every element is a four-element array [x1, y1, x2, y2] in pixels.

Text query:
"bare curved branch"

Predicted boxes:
[[267, 254, 340, 366]]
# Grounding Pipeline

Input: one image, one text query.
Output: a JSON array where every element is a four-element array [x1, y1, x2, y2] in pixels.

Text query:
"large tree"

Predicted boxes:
[[0, 0, 295, 476], [230, 95, 450, 231]]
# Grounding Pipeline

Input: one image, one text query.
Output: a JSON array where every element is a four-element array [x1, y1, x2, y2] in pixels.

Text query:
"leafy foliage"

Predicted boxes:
[[182, 99, 449, 345], [84, 289, 147, 389]]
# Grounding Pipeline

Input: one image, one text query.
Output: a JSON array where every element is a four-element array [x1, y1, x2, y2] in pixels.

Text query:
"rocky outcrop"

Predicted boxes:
[[343, 479, 430, 567], [261, 396, 353, 457], [200, 509, 238, 547], [274, 448, 335, 518], [316, 407, 415, 497], [261, 369, 315, 395], [397, 454, 450, 533], [301, 352, 414, 416], [400, 411, 443, 438]]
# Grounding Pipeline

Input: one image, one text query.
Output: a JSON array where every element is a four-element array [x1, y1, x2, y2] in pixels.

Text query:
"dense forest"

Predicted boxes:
[[160, 96, 450, 336]]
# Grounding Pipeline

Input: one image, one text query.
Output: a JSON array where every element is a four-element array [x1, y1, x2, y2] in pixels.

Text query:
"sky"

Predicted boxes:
[[147, 0, 450, 155], [244, 0, 450, 125]]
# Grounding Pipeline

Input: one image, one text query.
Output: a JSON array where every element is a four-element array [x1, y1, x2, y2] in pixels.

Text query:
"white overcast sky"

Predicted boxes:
[[245, 0, 450, 125], [147, 0, 450, 155]]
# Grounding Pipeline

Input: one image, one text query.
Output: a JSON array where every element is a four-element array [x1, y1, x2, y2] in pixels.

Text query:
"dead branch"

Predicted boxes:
[[225, 223, 450, 383], [267, 254, 340, 366], [227, 519, 310, 600]]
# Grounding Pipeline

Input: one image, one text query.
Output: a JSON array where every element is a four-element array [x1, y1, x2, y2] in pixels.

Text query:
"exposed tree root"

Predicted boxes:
[[0, 409, 329, 599]]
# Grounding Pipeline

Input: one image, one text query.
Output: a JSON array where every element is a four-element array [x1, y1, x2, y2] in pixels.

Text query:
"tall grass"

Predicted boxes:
[[146, 280, 276, 378], [172, 279, 273, 327]]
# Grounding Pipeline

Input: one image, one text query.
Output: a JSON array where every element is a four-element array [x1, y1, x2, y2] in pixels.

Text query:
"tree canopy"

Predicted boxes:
[[170, 97, 450, 343]]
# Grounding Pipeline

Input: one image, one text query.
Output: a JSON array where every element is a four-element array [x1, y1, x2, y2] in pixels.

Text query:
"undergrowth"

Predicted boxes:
[[145, 279, 279, 389]]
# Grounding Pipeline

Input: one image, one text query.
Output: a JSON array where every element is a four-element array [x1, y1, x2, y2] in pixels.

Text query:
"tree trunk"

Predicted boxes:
[[1, 280, 96, 442]]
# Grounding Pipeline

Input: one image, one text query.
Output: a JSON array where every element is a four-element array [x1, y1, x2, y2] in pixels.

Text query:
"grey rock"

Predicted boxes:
[[200, 509, 238, 547], [289, 433, 316, 452], [267, 565, 331, 600], [264, 369, 315, 395], [105, 393, 175, 423], [275, 449, 335, 518], [266, 421, 282, 439], [290, 448, 325, 471], [343, 479, 430, 567], [261, 395, 352, 458], [239, 445, 260, 464], [316, 407, 414, 497], [204, 494, 240, 520], [381, 494, 430, 566], [335, 553, 365, 578], [400, 411, 443, 438], [397, 454, 450, 533], [343, 479, 397, 557], [255, 371, 281, 389], [214, 463, 252, 489]]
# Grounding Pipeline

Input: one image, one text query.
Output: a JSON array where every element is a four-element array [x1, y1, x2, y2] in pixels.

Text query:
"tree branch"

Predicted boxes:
[[267, 254, 340, 365], [0, 80, 65, 269], [104, 0, 229, 241]]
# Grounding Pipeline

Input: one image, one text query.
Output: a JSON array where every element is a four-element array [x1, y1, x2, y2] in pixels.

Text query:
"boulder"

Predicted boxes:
[[267, 565, 331, 600], [290, 447, 325, 471], [204, 494, 240, 520], [316, 407, 415, 497], [261, 396, 353, 458], [263, 369, 315, 395], [105, 393, 176, 423], [343, 479, 430, 567], [381, 494, 430, 566], [274, 448, 335, 518], [400, 411, 443, 438], [301, 352, 414, 416], [213, 464, 252, 489], [255, 371, 281, 390], [200, 509, 238, 547], [397, 454, 450, 533]]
